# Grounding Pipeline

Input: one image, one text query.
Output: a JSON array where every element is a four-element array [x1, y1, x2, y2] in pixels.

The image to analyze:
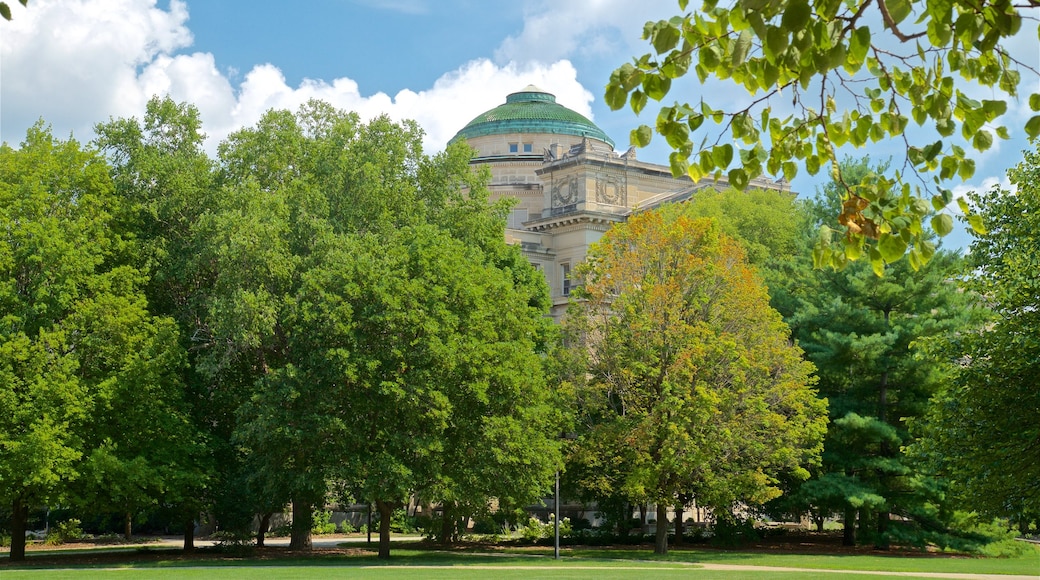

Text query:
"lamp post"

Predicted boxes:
[[554, 468, 561, 560], [554, 432, 576, 560]]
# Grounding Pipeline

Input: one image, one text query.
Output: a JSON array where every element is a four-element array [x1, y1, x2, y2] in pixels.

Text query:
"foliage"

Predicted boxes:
[[518, 516, 572, 542], [0, 124, 182, 559], [0, 0, 26, 21], [43, 518, 84, 546], [681, 186, 806, 266], [914, 144, 1040, 521], [764, 158, 976, 547], [94, 96, 218, 541], [565, 203, 827, 554], [606, 0, 1037, 271], [311, 510, 337, 535]]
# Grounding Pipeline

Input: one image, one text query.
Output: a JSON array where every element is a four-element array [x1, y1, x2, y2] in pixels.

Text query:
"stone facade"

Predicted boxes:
[[453, 87, 789, 319]]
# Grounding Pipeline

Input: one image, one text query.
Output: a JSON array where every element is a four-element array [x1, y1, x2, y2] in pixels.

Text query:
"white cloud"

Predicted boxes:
[[494, 0, 677, 64], [0, 0, 592, 155], [1, 0, 193, 144]]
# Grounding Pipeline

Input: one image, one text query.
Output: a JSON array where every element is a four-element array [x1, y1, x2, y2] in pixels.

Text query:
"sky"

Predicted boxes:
[[1, 0, 1037, 249]]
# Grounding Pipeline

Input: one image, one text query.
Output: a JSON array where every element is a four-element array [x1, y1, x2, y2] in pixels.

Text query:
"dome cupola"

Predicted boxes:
[[451, 86, 614, 148]]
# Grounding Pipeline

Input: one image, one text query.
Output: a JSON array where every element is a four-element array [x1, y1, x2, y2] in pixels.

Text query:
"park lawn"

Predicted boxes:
[[1, 544, 1037, 579], [498, 545, 1040, 576], [0, 568, 907, 580]]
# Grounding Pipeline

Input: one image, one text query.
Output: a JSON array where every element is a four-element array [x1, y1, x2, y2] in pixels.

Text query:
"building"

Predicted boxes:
[[450, 85, 789, 319]]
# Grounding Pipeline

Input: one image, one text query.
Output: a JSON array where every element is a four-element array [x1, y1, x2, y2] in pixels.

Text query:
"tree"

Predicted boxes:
[[915, 144, 1040, 523], [606, 0, 1038, 270], [766, 158, 975, 547], [565, 204, 827, 555], [214, 102, 561, 558], [0, 124, 181, 560], [94, 97, 219, 549]]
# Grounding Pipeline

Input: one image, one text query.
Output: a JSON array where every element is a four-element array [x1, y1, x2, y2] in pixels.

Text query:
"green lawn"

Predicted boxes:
[[1, 544, 1037, 579]]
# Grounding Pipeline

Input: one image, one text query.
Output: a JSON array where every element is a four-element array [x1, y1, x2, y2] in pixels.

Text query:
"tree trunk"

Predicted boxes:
[[183, 518, 195, 552], [256, 512, 272, 548], [289, 498, 312, 551], [9, 497, 28, 561], [875, 511, 890, 549], [616, 503, 629, 537], [674, 503, 684, 546], [376, 499, 393, 559], [440, 502, 454, 546], [842, 505, 856, 546], [653, 503, 669, 555], [124, 511, 133, 541], [639, 503, 647, 531]]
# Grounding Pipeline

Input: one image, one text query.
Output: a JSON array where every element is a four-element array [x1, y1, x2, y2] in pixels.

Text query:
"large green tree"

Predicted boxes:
[[94, 97, 219, 549], [915, 144, 1040, 523], [0, 124, 183, 560], [607, 0, 1037, 270], [565, 204, 827, 555], [767, 158, 975, 547], [213, 102, 561, 558]]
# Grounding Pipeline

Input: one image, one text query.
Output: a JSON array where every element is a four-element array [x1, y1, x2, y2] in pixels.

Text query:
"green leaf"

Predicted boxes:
[[1030, 94, 1040, 112], [878, 232, 908, 263], [848, 26, 871, 67], [966, 213, 987, 234], [669, 151, 689, 177], [653, 21, 682, 54], [631, 91, 648, 115], [605, 83, 628, 111], [1025, 115, 1040, 139], [931, 213, 954, 237], [728, 167, 749, 190], [732, 30, 753, 66], [0, 3, 10, 20], [644, 74, 672, 101], [713, 144, 734, 168], [886, 0, 911, 24], [972, 130, 993, 151], [631, 125, 653, 148], [844, 238, 863, 260], [781, 0, 811, 31]]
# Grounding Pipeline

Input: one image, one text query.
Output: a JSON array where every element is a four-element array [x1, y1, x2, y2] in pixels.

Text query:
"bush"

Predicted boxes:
[[471, 516, 500, 535], [269, 523, 292, 537], [311, 510, 337, 535], [337, 520, 355, 534], [44, 518, 85, 545], [390, 509, 417, 534], [518, 515, 572, 543]]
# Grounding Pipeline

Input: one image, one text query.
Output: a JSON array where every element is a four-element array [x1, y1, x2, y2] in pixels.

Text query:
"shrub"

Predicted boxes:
[[390, 509, 417, 534], [44, 518, 85, 545], [337, 520, 356, 534], [270, 523, 292, 537], [311, 510, 337, 535]]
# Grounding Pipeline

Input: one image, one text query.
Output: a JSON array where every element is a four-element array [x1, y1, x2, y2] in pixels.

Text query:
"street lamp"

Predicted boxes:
[[554, 432, 576, 560], [554, 468, 561, 560]]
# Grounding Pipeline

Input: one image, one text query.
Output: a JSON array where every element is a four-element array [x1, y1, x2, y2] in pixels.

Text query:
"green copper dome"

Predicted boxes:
[[451, 86, 615, 148]]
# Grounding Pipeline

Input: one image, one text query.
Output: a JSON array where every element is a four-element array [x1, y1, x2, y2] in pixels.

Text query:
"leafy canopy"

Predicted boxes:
[[565, 204, 827, 554], [606, 0, 1038, 272], [915, 144, 1040, 519]]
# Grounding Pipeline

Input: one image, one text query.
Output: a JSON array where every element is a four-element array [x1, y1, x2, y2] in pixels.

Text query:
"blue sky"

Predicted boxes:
[[2, 0, 1037, 249]]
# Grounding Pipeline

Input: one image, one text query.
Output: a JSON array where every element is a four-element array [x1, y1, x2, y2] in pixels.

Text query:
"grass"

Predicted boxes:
[[1, 542, 1037, 579]]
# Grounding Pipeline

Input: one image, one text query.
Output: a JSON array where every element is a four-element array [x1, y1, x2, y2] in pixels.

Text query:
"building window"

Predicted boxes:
[[509, 143, 519, 153], [523, 143, 533, 153], [561, 263, 572, 296], [507, 208, 528, 229]]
